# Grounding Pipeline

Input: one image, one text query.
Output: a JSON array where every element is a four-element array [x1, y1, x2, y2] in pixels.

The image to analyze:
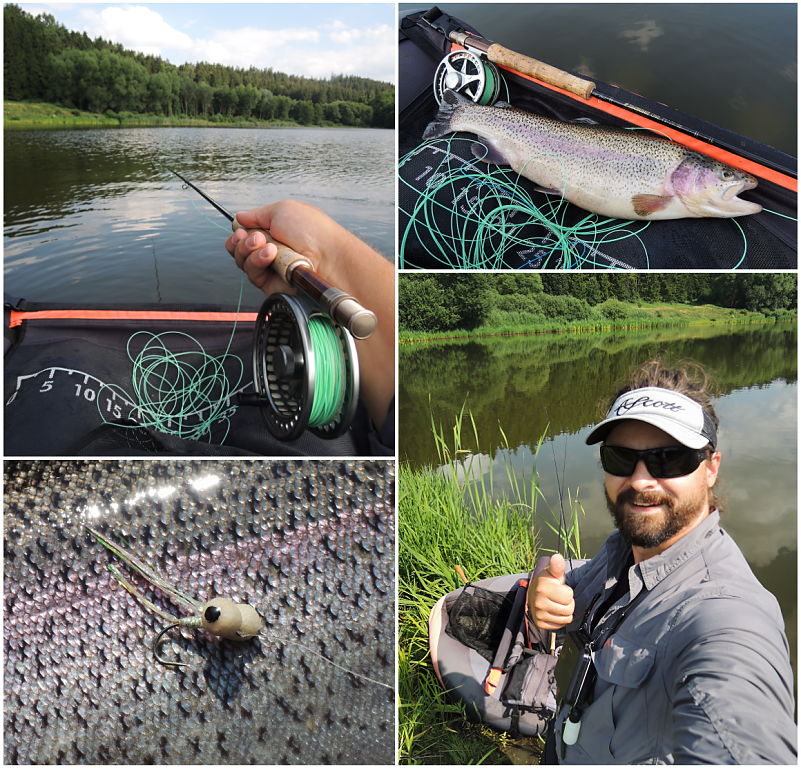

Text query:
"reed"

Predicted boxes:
[[398, 406, 583, 764]]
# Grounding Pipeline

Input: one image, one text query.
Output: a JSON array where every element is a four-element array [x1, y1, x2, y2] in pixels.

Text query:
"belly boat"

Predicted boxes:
[[3, 294, 378, 456], [399, 8, 797, 269], [429, 557, 586, 736]]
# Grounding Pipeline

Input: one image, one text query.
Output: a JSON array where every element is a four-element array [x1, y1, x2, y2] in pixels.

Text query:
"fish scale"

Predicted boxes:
[[4, 460, 395, 765]]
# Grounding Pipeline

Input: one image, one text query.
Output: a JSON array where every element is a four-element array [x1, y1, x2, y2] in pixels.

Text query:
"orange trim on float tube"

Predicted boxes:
[[8, 309, 259, 328], [485, 56, 798, 193]]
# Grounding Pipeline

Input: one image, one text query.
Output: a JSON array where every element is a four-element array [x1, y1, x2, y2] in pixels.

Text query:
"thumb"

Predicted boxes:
[[548, 553, 566, 584]]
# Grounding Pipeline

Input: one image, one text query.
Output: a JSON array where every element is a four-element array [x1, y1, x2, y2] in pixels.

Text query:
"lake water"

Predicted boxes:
[[399, 2, 797, 155], [4, 126, 395, 306], [400, 322, 798, 676]]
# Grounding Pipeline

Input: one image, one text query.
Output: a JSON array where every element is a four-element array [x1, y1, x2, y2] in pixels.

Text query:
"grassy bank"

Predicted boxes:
[[399, 412, 582, 764], [400, 302, 796, 343], [3, 100, 353, 129]]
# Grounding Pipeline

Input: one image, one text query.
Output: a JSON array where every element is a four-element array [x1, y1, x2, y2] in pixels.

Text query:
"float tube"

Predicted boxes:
[[429, 556, 586, 736], [399, 7, 797, 268], [3, 295, 378, 456]]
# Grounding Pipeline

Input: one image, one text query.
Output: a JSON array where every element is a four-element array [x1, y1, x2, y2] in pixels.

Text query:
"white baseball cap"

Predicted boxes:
[[585, 387, 717, 449]]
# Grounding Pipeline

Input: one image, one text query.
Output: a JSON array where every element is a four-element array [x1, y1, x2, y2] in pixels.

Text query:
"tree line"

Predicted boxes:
[[4, 4, 394, 128], [399, 273, 798, 332]]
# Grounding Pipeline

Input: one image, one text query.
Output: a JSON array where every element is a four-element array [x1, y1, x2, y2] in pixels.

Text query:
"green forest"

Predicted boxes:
[[4, 4, 394, 128], [399, 273, 798, 335]]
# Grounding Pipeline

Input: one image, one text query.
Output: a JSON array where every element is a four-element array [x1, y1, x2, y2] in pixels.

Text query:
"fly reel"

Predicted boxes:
[[244, 293, 359, 442], [433, 49, 501, 106]]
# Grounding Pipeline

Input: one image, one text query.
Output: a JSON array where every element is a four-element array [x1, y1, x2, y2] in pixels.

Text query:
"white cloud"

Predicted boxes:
[[87, 6, 194, 56], [331, 28, 361, 45]]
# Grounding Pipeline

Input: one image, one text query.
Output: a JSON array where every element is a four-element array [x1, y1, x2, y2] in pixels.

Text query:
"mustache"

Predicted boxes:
[[616, 487, 675, 510]]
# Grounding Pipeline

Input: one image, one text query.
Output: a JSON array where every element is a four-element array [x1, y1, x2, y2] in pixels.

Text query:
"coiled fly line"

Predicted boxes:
[[399, 134, 653, 269]]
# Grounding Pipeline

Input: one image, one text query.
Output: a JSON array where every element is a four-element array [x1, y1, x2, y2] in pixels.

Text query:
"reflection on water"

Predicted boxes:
[[4, 126, 394, 305], [400, 323, 798, 678]]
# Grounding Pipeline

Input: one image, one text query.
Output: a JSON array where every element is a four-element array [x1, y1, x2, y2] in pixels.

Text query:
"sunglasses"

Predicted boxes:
[[600, 445, 710, 479]]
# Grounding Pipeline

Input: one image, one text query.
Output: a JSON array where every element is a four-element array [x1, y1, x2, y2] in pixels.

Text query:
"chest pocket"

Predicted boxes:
[[595, 634, 657, 688]]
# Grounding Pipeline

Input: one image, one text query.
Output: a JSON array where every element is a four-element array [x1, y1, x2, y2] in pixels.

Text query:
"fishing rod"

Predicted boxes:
[[420, 6, 595, 101], [419, 8, 796, 179], [544, 408, 572, 656], [167, 167, 363, 442], [166, 167, 377, 340]]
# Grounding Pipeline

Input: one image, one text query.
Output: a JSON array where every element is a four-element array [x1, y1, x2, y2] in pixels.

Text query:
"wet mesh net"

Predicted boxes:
[[445, 583, 517, 662]]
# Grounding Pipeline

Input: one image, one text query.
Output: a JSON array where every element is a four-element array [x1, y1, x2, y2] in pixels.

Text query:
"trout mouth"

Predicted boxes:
[[722, 176, 758, 201], [710, 175, 761, 216]]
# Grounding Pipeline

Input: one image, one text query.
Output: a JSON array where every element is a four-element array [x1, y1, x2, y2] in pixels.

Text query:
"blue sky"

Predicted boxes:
[[16, 3, 395, 83]]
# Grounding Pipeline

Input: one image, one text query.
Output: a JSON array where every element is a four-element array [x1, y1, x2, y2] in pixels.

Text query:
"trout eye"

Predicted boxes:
[[720, 170, 735, 180]]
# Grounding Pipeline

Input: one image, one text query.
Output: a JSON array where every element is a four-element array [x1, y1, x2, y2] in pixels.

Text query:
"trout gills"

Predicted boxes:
[[424, 89, 761, 221], [4, 460, 395, 765]]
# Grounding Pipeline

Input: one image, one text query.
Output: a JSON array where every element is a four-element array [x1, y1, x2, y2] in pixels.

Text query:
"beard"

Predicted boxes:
[[604, 484, 708, 550]]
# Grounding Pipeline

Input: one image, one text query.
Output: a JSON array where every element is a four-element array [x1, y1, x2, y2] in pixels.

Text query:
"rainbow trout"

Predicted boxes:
[[4, 460, 395, 765], [424, 90, 761, 221]]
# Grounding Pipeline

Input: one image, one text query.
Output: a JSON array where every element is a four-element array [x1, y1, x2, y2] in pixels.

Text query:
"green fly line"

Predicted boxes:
[[399, 134, 653, 270], [96, 172, 246, 444], [307, 316, 346, 428]]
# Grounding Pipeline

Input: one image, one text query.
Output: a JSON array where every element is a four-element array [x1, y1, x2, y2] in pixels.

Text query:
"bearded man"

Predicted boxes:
[[530, 360, 796, 764]]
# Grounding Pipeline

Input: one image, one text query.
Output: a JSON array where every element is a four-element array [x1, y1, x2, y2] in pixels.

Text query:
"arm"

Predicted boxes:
[[225, 200, 395, 431], [670, 602, 796, 765]]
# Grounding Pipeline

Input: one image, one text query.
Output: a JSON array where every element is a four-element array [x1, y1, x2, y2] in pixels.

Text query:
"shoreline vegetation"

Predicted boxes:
[[399, 416, 583, 765], [399, 274, 797, 344], [5, 5, 393, 130], [3, 100, 386, 130], [400, 302, 797, 344]]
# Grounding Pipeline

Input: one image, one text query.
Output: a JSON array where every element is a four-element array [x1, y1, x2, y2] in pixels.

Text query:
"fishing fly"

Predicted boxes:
[[86, 524, 261, 667], [85, 524, 392, 689]]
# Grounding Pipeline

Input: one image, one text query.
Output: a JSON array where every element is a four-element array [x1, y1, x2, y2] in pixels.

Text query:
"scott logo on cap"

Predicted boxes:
[[614, 395, 686, 416]]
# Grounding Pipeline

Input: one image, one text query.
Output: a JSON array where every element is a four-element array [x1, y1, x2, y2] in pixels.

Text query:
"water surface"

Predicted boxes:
[[4, 126, 394, 305]]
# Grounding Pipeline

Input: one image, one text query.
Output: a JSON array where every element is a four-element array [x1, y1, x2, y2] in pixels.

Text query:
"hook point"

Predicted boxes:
[[154, 623, 191, 669]]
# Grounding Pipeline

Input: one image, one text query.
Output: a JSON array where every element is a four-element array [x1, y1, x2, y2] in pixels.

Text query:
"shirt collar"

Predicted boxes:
[[637, 509, 720, 590]]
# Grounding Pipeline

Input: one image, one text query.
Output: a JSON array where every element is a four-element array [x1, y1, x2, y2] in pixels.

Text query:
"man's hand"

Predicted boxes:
[[528, 553, 575, 630]]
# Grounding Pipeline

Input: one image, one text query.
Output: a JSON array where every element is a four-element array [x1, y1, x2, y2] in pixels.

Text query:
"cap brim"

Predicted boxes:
[[585, 414, 710, 449]]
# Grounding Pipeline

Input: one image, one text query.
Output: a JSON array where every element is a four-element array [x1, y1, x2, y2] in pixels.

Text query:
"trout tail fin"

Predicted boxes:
[[422, 89, 471, 141]]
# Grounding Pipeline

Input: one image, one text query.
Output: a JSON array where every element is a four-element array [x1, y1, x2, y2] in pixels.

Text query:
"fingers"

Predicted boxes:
[[548, 552, 567, 584], [528, 554, 575, 630], [225, 227, 285, 294]]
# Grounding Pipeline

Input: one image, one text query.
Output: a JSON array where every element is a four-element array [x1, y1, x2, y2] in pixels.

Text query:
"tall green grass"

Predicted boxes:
[[399, 406, 583, 764], [398, 305, 796, 343]]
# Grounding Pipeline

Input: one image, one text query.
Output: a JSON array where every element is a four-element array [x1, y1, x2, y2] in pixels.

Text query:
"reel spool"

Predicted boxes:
[[433, 49, 501, 106], [248, 293, 359, 442]]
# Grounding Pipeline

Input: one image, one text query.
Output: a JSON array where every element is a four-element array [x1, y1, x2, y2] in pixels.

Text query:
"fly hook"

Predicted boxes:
[[86, 525, 263, 669]]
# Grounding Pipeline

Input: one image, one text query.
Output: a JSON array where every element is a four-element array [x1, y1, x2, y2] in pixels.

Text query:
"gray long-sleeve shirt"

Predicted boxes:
[[556, 510, 796, 764]]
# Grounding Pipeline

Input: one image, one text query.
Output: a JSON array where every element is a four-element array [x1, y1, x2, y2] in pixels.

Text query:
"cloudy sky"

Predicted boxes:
[[18, 2, 395, 83]]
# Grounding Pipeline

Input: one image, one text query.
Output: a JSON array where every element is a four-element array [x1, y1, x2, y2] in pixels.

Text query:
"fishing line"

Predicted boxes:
[[399, 135, 654, 270], [97, 172, 247, 444], [306, 316, 347, 428]]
